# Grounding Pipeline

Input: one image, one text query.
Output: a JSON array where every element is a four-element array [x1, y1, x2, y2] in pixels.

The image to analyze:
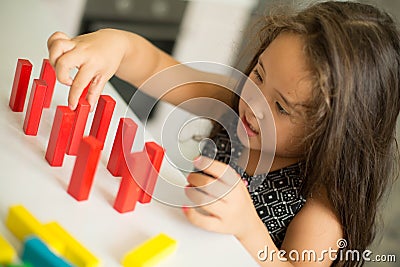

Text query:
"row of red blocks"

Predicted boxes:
[[9, 58, 165, 213], [9, 59, 55, 135]]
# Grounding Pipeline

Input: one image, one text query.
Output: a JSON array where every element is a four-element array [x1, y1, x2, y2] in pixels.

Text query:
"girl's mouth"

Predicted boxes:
[[241, 115, 259, 137]]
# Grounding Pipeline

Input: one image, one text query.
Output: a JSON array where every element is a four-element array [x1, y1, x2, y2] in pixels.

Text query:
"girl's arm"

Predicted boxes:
[[47, 29, 233, 111], [240, 193, 343, 266], [184, 157, 343, 267]]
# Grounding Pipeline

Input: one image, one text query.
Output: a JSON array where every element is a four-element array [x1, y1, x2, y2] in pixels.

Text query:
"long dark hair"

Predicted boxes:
[[242, 1, 400, 266]]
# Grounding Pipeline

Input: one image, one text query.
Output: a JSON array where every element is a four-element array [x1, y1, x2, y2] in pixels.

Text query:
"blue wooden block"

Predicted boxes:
[[21, 236, 73, 267], [5, 263, 33, 267]]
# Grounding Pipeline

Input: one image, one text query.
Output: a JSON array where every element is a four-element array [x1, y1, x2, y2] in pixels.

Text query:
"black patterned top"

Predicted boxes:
[[201, 118, 306, 248]]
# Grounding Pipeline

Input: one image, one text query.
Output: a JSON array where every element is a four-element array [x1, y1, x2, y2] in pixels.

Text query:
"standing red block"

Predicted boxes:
[[113, 152, 146, 213], [39, 59, 56, 108], [23, 79, 47, 135], [67, 136, 102, 201], [138, 142, 165, 204], [9, 59, 33, 112], [45, 106, 75, 166], [66, 100, 90, 155], [89, 95, 116, 150], [107, 118, 138, 176]]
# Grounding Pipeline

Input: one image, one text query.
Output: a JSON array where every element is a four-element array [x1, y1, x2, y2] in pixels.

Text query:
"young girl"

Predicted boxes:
[[47, 1, 400, 266]]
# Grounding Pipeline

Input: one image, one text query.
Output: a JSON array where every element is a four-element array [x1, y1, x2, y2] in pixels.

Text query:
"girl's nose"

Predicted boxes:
[[254, 110, 264, 120], [247, 101, 265, 120]]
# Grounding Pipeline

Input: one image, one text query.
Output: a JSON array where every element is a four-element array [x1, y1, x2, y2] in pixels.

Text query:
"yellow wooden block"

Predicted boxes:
[[0, 234, 16, 264], [122, 233, 177, 267], [44, 222, 100, 267], [5, 205, 64, 254]]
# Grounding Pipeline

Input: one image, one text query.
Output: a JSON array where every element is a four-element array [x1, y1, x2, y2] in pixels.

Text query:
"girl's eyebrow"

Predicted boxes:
[[258, 57, 300, 109], [275, 88, 295, 108]]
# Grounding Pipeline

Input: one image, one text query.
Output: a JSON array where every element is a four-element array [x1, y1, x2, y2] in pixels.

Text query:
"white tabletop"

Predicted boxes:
[[0, 1, 258, 266]]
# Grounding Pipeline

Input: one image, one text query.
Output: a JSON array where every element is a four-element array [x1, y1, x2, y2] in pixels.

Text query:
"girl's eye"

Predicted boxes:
[[276, 102, 289, 115], [252, 69, 263, 82]]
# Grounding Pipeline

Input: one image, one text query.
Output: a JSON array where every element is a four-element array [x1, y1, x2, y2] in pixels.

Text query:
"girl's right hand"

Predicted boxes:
[[47, 29, 128, 110]]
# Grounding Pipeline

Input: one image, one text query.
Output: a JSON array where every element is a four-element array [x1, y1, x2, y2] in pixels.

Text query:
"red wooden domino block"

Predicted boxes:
[[66, 100, 90, 155], [45, 106, 75, 166], [67, 136, 102, 201], [138, 142, 165, 204], [89, 95, 116, 150], [23, 79, 47, 135], [107, 118, 138, 176], [113, 152, 146, 213], [39, 59, 56, 108], [9, 59, 33, 112]]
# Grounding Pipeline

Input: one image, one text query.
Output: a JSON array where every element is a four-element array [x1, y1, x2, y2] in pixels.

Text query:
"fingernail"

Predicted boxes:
[[68, 104, 75, 111], [182, 206, 188, 212], [243, 179, 248, 186], [193, 156, 202, 166]]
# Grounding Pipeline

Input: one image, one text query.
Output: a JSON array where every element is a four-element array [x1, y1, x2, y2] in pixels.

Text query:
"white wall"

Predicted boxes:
[[173, 0, 256, 65], [40, 0, 87, 36]]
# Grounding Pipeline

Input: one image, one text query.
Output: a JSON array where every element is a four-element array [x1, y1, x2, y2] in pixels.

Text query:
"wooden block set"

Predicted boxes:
[[1, 205, 98, 267], [8, 58, 165, 212], [6, 58, 177, 266], [1, 206, 177, 267]]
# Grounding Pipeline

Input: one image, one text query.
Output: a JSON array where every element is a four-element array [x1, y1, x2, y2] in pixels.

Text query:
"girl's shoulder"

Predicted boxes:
[[281, 187, 343, 262]]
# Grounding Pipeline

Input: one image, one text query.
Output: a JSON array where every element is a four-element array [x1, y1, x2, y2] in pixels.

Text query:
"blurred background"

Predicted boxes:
[[35, 0, 400, 265]]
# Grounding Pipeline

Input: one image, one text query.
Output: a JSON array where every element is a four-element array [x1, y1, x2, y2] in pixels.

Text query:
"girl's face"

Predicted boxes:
[[238, 32, 312, 161]]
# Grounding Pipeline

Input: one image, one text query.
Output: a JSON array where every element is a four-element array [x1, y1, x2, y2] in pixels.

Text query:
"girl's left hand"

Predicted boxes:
[[183, 156, 262, 241]]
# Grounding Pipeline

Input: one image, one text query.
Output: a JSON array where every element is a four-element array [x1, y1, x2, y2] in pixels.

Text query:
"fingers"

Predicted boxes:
[[187, 172, 231, 200], [194, 156, 241, 187], [184, 186, 228, 220], [68, 65, 96, 110], [86, 74, 107, 111], [47, 33, 76, 84], [187, 172, 214, 187], [182, 206, 222, 233], [185, 186, 217, 206], [47, 31, 70, 53], [48, 31, 110, 110], [68, 72, 107, 111], [47, 32, 76, 74], [56, 47, 94, 88]]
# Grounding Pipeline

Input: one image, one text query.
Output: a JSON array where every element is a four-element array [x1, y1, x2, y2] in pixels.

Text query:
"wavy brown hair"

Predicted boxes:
[[241, 1, 400, 266]]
